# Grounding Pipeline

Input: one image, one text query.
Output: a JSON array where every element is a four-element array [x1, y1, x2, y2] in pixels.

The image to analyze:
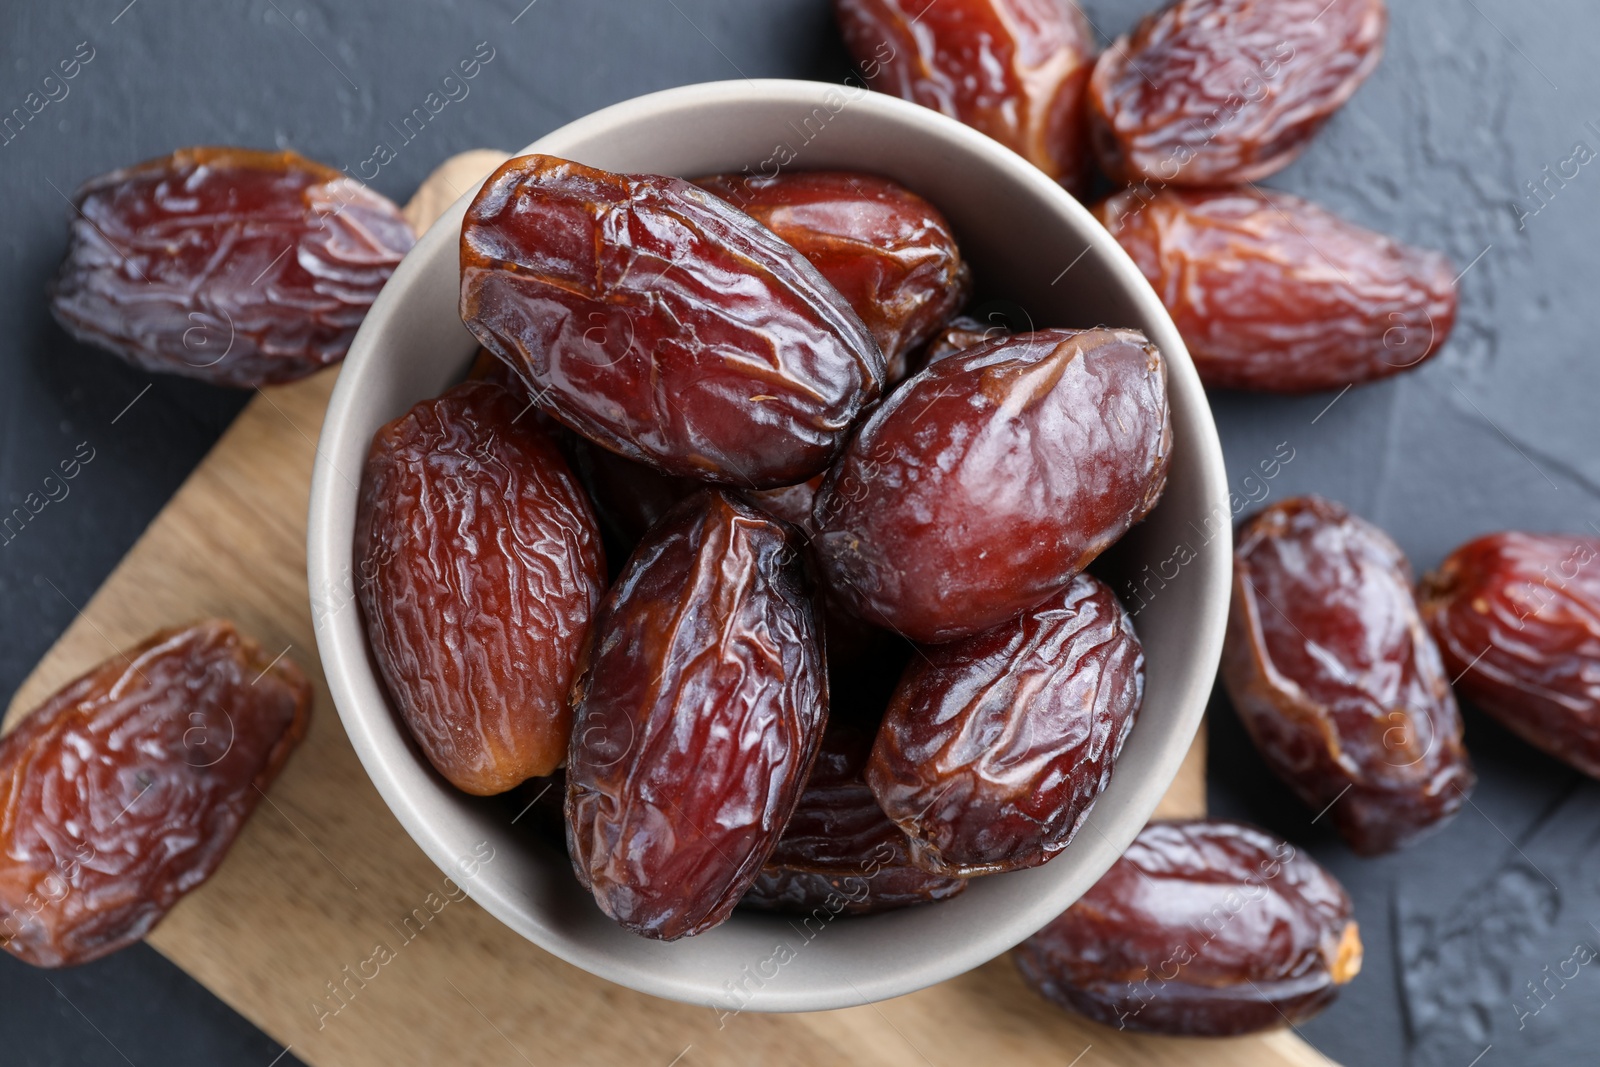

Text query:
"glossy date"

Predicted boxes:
[[460, 154, 884, 487], [1222, 496, 1474, 854], [1015, 819, 1362, 1036], [1087, 0, 1388, 186], [0, 621, 311, 968], [868, 574, 1143, 875], [1421, 532, 1600, 778], [1096, 186, 1456, 392], [836, 0, 1099, 192], [356, 381, 606, 795], [695, 171, 970, 383], [815, 328, 1171, 643], [566, 491, 826, 939], [50, 147, 415, 387]]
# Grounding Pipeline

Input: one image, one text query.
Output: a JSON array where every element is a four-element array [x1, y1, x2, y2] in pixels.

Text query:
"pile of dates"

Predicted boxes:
[[358, 150, 1173, 943], [832, 0, 1597, 1042], [839, 0, 1457, 394]]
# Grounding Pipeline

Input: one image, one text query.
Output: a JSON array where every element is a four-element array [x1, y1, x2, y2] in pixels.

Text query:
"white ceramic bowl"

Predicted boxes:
[[307, 79, 1230, 1013]]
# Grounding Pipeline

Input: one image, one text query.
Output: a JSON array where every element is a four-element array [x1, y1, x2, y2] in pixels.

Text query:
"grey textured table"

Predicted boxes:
[[1, 1, 1594, 1064]]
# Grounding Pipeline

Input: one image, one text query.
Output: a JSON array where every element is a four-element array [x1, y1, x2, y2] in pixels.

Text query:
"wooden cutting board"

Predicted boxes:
[[4, 153, 1333, 1067]]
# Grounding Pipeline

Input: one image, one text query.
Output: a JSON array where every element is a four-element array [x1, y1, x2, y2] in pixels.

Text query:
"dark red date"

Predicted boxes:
[[815, 328, 1171, 643], [741, 723, 966, 915], [50, 147, 415, 387], [1421, 532, 1600, 778], [356, 382, 605, 795], [460, 155, 884, 487], [695, 171, 970, 382], [1087, 0, 1388, 186], [1223, 496, 1474, 854], [0, 621, 310, 968], [867, 574, 1142, 875], [1096, 186, 1456, 392], [566, 491, 827, 939], [836, 0, 1099, 192], [1015, 819, 1363, 1036]]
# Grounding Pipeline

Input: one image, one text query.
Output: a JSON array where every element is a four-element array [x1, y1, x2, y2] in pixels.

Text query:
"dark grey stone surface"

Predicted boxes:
[[0, 1, 1593, 1063]]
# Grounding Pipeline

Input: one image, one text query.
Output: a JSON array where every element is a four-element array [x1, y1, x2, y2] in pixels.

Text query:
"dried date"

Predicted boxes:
[[868, 574, 1142, 875], [1222, 496, 1474, 854], [836, 0, 1099, 192], [0, 620, 311, 968], [1014, 819, 1362, 1036], [1421, 533, 1600, 777], [741, 723, 966, 915], [814, 328, 1171, 643], [356, 381, 605, 795], [695, 171, 970, 382], [1096, 186, 1456, 392], [50, 147, 415, 387], [460, 155, 884, 487], [566, 491, 826, 939], [1087, 0, 1388, 186]]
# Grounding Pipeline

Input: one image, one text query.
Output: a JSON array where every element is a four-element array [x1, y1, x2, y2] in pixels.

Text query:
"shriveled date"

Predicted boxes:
[[868, 574, 1142, 875], [742, 723, 966, 915], [566, 492, 826, 940], [695, 171, 970, 383], [1096, 186, 1456, 392], [357, 381, 605, 795], [1223, 496, 1474, 854], [0, 620, 311, 968], [836, 0, 1099, 192], [1087, 0, 1388, 186], [460, 155, 884, 487], [50, 147, 415, 387], [1421, 533, 1600, 778], [815, 328, 1171, 643], [1015, 820, 1362, 1036]]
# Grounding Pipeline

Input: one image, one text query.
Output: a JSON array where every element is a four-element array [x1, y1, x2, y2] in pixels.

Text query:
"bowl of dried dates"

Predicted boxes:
[[307, 79, 1230, 1011]]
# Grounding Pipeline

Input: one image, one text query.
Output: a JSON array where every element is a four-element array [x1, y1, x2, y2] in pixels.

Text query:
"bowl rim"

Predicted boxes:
[[308, 77, 1232, 1011]]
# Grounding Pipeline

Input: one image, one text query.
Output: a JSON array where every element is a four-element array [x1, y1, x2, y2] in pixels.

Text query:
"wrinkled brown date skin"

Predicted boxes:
[[1097, 186, 1456, 393], [1087, 0, 1388, 186], [1015, 820, 1363, 1036], [0, 621, 310, 968], [1421, 533, 1600, 778], [815, 328, 1171, 643], [356, 381, 605, 795], [695, 171, 970, 382], [742, 723, 966, 915], [868, 574, 1143, 875], [566, 491, 827, 940], [460, 155, 884, 488], [1223, 496, 1474, 854], [50, 147, 415, 388], [836, 0, 1098, 192]]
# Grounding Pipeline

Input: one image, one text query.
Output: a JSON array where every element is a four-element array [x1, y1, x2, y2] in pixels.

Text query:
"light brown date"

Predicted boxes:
[[356, 381, 605, 795]]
